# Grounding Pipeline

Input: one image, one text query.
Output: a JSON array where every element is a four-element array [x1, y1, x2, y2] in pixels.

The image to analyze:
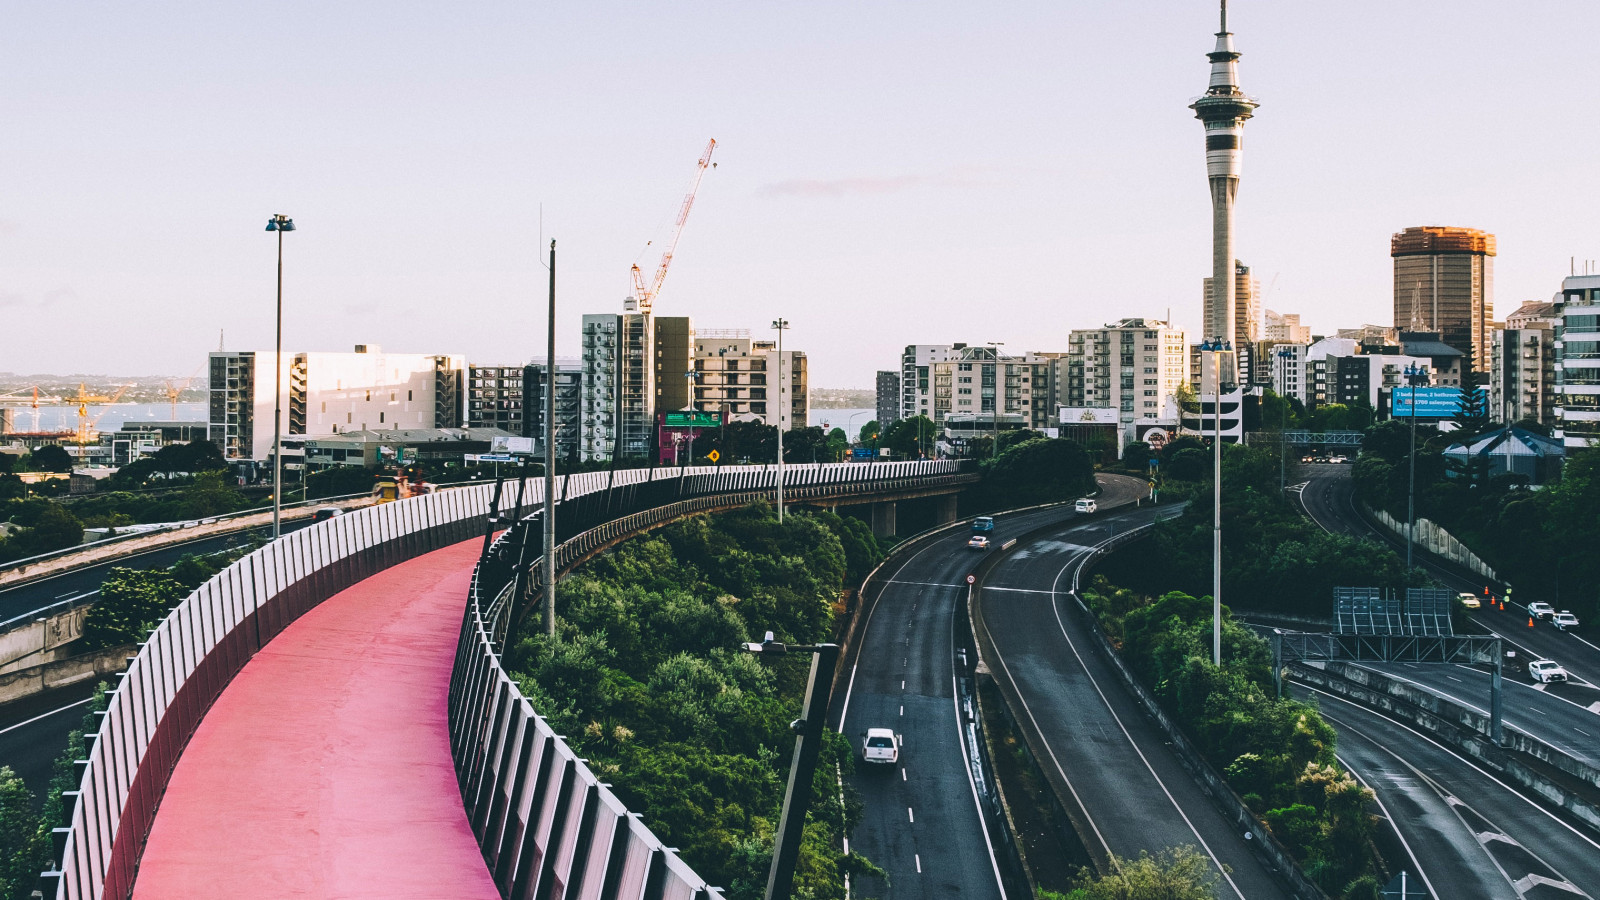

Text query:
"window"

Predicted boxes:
[[408, 390, 413, 401]]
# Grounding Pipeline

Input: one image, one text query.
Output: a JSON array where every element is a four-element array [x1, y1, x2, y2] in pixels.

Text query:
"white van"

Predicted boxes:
[[1075, 498, 1097, 514]]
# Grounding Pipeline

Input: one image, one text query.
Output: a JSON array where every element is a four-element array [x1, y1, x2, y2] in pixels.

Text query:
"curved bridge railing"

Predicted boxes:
[[449, 460, 971, 900]]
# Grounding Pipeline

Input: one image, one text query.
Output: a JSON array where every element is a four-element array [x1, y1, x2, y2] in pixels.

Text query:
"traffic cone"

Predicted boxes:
[[1529, 616, 1535, 627]]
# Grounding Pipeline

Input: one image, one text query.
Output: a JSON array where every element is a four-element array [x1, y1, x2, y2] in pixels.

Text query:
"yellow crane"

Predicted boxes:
[[164, 366, 203, 419], [66, 382, 129, 444]]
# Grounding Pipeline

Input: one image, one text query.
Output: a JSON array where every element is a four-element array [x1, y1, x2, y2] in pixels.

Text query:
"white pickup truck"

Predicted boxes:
[[1528, 601, 1556, 621]]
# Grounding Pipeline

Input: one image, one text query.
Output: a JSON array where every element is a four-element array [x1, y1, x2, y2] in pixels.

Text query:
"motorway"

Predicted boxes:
[[1297, 684, 1600, 899], [978, 504, 1289, 900], [834, 476, 1149, 899], [1295, 463, 1600, 748]]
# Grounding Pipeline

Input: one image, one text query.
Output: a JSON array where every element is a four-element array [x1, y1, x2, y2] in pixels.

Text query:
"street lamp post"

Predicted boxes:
[[1199, 339, 1231, 666], [989, 342, 1005, 460], [743, 631, 839, 900], [264, 214, 295, 541], [1403, 363, 1430, 574], [847, 410, 869, 461], [1276, 347, 1295, 495], [772, 318, 790, 522]]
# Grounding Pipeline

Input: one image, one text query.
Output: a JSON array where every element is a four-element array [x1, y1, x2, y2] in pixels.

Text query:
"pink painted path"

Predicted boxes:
[[133, 539, 500, 899]]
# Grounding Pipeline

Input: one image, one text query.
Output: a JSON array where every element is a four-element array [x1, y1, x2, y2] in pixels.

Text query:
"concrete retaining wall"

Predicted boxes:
[[1368, 507, 1496, 581], [0, 605, 89, 673], [1292, 662, 1600, 833], [0, 645, 132, 706]]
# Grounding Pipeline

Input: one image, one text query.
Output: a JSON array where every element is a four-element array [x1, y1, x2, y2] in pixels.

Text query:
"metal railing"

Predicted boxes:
[[449, 460, 971, 900]]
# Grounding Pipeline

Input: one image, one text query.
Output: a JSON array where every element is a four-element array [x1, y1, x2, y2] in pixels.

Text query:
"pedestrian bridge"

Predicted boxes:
[[42, 461, 974, 900]]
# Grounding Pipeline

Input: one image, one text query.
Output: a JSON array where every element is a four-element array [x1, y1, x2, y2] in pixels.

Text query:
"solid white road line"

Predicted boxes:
[[0, 697, 93, 736]]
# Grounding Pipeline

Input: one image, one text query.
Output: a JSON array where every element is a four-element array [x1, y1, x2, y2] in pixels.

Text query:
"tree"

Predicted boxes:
[[880, 416, 934, 460], [181, 471, 248, 517], [1060, 846, 1219, 900], [0, 766, 42, 900], [694, 421, 776, 464], [307, 465, 379, 499], [856, 420, 879, 445], [82, 567, 187, 650], [782, 426, 830, 463], [31, 444, 73, 473], [981, 438, 1096, 509], [1453, 385, 1491, 441]]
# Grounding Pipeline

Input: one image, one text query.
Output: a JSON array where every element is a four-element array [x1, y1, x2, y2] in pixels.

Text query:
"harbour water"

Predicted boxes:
[[12, 402, 209, 435]]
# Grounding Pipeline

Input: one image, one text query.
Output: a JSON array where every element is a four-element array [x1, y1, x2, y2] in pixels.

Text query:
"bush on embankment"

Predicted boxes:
[[504, 503, 884, 900], [1082, 577, 1383, 895]]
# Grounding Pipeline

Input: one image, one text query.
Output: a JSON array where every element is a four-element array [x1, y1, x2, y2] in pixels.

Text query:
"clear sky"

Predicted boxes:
[[4, 1, 1598, 387]]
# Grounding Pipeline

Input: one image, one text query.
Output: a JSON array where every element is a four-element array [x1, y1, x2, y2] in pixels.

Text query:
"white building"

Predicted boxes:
[[208, 345, 466, 461], [900, 344, 961, 421], [1491, 301, 1559, 427], [1268, 343, 1311, 406], [1264, 309, 1312, 344], [1555, 274, 1600, 449], [1065, 318, 1189, 425]]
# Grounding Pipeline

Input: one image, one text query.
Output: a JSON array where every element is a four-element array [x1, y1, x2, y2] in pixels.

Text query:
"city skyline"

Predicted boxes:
[[4, 1, 1599, 386]]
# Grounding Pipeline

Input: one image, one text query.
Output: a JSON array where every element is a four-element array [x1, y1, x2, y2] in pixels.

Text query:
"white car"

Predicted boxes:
[[1528, 601, 1556, 621], [1529, 660, 1569, 683], [968, 535, 991, 551], [861, 728, 899, 765], [1457, 592, 1481, 610], [1553, 611, 1580, 631], [1075, 498, 1097, 514]]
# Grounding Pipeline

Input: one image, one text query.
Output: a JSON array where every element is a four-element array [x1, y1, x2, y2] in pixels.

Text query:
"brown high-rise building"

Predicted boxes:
[[1391, 226, 1496, 374]]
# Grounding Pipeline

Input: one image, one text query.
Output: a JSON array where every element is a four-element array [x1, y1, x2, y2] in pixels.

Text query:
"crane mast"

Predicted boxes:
[[630, 138, 717, 315]]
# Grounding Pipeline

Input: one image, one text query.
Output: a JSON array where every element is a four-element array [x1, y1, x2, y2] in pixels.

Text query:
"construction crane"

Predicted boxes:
[[164, 365, 203, 419], [0, 387, 61, 433], [629, 138, 717, 315], [66, 383, 129, 444]]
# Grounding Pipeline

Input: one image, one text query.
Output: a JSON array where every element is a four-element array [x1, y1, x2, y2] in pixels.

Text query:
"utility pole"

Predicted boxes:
[[1201, 339, 1231, 667], [1403, 363, 1428, 575], [543, 240, 557, 637], [264, 214, 295, 540]]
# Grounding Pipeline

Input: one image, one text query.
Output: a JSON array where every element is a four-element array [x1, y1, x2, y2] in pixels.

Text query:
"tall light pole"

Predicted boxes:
[[1403, 362, 1429, 575], [772, 318, 790, 522], [989, 342, 1005, 460], [1200, 338, 1231, 666], [264, 214, 295, 540], [847, 410, 869, 459], [1276, 347, 1295, 494], [543, 240, 558, 637]]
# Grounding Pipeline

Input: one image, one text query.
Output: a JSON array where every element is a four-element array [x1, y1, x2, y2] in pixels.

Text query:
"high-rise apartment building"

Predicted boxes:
[[578, 313, 696, 461], [1391, 226, 1496, 374], [1064, 319, 1189, 423], [875, 371, 900, 429], [208, 345, 465, 460], [523, 359, 583, 460], [653, 316, 694, 412], [467, 365, 524, 434], [1554, 275, 1600, 449], [900, 344, 961, 421], [928, 346, 1062, 433], [1490, 301, 1559, 427], [690, 330, 808, 431]]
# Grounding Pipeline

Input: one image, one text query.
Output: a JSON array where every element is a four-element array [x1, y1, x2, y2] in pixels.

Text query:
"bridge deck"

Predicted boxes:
[[132, 538, 497, 899]]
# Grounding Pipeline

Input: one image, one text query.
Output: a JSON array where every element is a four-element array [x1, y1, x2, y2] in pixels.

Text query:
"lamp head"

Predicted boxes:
[[743, 630, 784, 654]]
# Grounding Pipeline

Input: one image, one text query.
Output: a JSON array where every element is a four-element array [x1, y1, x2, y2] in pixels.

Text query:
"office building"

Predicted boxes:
[[1268, 343, 1311, 407], [1333, 352, 1432, 411], [1202, 259, 1263, 349], [928, 346, 1048, 429], [100, 420, 209, 466], [208, 345, 466, 461], [875, 371, 900, 429], [1191, 4, 1260, 355], [1555, 274, 1600, 449], [690, 330, 808, 431], [1264, 309, 1311, 344], [654, 316, 695, 412], [1490, 301, 1559, 427], [1064, 319, 1189, 425], [1391, 225, 1497, 373]]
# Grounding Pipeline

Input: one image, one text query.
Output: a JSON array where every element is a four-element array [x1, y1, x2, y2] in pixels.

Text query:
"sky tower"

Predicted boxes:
[[1191, 1, 1259, 349]]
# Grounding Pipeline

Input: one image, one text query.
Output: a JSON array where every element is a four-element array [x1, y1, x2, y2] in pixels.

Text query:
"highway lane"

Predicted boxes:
[[1295, 464, 1600, 727], [1298, 683, 1600, 899], [0, 520, 311, 627], [978, 505, 1289, 900], [0, 680, 99, 805], [836, 476, 1149, 899]]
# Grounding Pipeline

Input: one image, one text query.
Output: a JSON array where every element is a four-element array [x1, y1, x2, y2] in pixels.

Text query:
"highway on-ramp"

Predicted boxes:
[[976, 505, 1291, 900], [835, 475, 1148, 899]]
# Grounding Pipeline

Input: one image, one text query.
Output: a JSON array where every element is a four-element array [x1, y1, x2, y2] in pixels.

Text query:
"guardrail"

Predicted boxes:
[[450, 460, 970, 900], [45, 459, 970, 900]]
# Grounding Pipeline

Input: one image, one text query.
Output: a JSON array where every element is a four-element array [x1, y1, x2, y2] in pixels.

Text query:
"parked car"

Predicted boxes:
[[1528, 601, 1556, 620], [1075, 498, 1097, 514], [1553, 611, 1581, 631], [860, 727, 899, 766], [968, 535, 990, 551], [312, 507, 343, 523], [971, 516, 995, 534], [1457, 592, 1481, 610], [1528, 659, 1569, 683]]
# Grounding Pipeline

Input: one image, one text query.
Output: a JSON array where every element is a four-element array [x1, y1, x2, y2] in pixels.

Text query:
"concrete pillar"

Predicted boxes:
[[935, 494, 958, 525], [871, 501, 897, 538]]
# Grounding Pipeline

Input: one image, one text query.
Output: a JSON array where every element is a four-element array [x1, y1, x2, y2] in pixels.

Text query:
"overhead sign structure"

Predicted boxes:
[[491, 436, 536, 456], [662, 411, 722, 429]]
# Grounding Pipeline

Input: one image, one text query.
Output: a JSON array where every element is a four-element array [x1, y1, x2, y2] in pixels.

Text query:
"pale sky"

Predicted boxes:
[[4, 1, 1598, 387]]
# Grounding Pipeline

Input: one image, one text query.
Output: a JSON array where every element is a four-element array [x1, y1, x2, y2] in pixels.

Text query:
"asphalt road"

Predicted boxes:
[[835, 477, 1151, 899], [977, 503, 1290, 900], [1294, 463, 1600, 741], [0, 680, 101, 805], [0, 520, 310, 627], [1298, 683, 1600, 899]]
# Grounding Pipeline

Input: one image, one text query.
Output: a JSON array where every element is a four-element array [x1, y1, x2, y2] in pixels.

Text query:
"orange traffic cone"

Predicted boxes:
[[1529, 616, 1535, 627]]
